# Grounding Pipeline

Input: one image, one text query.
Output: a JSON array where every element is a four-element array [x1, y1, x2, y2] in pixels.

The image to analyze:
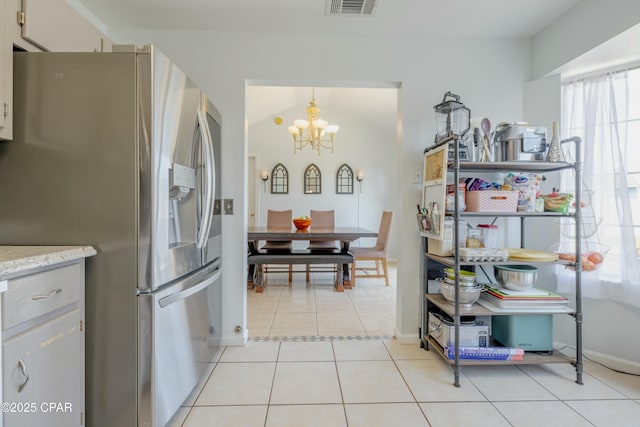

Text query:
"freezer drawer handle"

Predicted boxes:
[[31, 288, 62, 300], [159, 268, 222, 308], [17, 359, 29, 393]]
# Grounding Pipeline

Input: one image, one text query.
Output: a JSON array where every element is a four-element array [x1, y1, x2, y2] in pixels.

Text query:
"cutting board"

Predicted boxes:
[[506, 248, 559, 262]]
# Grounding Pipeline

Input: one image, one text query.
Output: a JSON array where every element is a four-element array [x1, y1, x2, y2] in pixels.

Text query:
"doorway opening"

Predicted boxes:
[[246, 83, 400, 338]]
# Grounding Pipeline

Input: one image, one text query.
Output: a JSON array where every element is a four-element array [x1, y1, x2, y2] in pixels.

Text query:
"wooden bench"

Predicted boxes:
[[247, 249, 354, 292]]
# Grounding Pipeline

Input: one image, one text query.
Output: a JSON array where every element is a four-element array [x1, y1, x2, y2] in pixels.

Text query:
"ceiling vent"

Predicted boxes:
[[326, 0, 378, 16]]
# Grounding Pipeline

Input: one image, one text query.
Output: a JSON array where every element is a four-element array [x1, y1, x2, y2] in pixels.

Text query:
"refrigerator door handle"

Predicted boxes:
[[158, 267, 222, 308], [196, 106, 215, 248]]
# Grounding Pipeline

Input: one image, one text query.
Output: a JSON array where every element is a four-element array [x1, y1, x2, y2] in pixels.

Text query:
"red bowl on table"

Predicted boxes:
[[293, 218, 311, 230]]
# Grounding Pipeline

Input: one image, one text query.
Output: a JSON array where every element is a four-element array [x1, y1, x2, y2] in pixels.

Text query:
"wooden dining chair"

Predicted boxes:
[[308, 210, 337, 249], [261, 209, 293, 283], [306, 209, 338, 281], [350, 211, 393, 286]]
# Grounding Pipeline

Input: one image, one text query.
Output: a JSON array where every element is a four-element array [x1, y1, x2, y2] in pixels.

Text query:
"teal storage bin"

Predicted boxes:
[[491, 315, 553, 351]]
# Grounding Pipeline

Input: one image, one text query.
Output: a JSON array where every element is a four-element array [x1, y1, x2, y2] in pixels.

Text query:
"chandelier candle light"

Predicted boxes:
[[288, 89, 339, 155]]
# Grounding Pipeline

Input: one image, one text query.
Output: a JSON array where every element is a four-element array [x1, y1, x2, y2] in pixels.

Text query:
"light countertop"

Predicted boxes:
[[0, 246, 97, 278]]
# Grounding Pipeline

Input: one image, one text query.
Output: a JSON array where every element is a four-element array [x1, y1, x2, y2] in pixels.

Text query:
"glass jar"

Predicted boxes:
[[466, 228, 483, 248], [477, 224, 498, 248]]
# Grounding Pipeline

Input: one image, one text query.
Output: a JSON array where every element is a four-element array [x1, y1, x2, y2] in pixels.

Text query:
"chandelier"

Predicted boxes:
[[287, 89, 339, 155]]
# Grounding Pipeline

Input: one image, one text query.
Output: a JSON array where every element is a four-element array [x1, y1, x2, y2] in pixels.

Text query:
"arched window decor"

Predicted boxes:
[[304, 164, 321, 194], [270, 163, 289, 194], [336, 163, 354, 194]]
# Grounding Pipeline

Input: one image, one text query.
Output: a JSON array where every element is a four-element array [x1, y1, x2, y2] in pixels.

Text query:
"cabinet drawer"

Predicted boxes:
[[3, 309, 83, 427], [3, 261, 83, 330]]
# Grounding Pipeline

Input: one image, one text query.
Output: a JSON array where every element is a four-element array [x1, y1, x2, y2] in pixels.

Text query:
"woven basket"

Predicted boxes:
[[466, 191, 518, 212]]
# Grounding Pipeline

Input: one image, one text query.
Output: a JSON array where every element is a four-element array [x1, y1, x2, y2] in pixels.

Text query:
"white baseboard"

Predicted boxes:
[[393, 328, 421, 344], [555, 341, 640, 375], [220, 329, 249, 346]]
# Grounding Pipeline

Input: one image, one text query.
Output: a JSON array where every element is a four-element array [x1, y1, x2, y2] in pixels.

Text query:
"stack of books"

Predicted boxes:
[[479, 284, 570, 310], [445, 346, 524, 361]]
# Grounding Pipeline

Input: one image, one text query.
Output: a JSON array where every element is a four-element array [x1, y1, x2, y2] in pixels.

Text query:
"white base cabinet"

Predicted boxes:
[[3, 310, 82, 426], [2, 260, 85, 427]]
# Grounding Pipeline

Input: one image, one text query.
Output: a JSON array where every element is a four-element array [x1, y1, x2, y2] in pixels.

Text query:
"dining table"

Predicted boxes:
[[247, 226, 378, 291]]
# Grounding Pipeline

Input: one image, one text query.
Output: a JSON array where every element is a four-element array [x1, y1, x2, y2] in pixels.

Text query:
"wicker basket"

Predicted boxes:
[[466, 190, 518, 212]]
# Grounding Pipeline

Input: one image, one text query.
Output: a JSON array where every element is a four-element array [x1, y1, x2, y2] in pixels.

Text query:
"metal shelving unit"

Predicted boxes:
[[419, 135, 584, 387]]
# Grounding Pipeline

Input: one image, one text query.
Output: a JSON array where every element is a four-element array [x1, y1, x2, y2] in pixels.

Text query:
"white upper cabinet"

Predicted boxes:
[[19, 0, 112, 52], [1, 0, 112, 140], [1, 0, 41, 141], [0, 3, 7, 138]]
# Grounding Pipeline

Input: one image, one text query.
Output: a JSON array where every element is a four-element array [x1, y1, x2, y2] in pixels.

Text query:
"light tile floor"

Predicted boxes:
[[170, 339, 640, 427], [168, 263, 640, 426], [247, 262, 398, 338]]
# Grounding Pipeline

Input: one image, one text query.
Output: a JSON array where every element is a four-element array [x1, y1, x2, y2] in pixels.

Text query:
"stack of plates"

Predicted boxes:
[[479, 284, 569, 309]]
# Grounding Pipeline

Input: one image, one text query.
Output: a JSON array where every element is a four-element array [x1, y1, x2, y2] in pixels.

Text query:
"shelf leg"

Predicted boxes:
[[453, 366, 460, 388], [574, 137, 584, 385], [575, 311, 584, 385], [575, 366, 584, 385]]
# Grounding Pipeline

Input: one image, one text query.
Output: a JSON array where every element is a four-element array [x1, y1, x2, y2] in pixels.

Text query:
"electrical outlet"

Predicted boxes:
[[413, 163, 423, 184], [223, 199, 234, 215]]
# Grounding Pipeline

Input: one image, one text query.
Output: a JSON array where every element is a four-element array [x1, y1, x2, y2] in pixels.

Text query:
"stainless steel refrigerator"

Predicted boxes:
[[0, 46, 223, 427]]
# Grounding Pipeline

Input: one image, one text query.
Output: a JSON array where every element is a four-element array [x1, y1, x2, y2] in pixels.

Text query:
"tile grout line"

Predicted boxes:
[[179, 353, 225, 426], [461, 371, 512, 426], [314, 283, 320, 337], [263, 341, 282, 427], [385, 341, 433, 425], [512, 364, 614, 426], [329, 340, 351, 426]]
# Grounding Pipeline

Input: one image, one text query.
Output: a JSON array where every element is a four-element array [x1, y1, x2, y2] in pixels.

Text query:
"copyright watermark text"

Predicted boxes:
[[1, 402, 73, 413]]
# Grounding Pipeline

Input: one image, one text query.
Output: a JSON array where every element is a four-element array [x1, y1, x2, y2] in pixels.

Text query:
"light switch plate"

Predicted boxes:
[[223, 199, 234, 215]]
